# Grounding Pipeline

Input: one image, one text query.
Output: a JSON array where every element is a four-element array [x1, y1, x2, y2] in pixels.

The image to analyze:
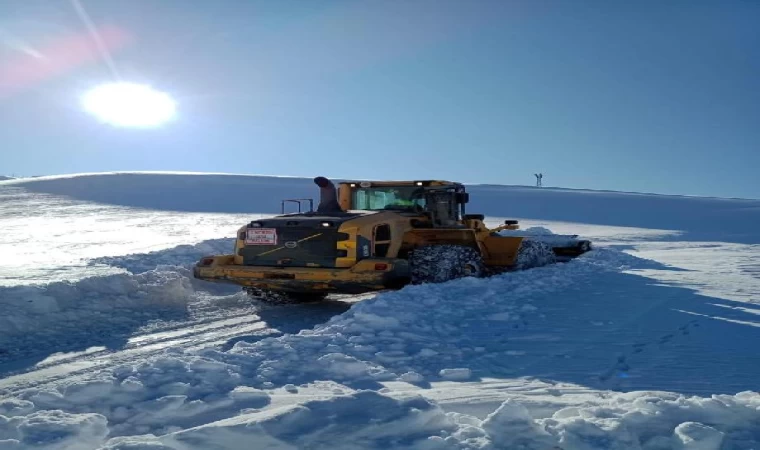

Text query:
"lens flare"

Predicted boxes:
[[82, 82, 176, 127]]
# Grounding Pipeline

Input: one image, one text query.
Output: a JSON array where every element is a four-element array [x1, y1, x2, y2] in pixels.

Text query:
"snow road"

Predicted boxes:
[[0, 296, 368, 396], [1, 172, 759, 449]]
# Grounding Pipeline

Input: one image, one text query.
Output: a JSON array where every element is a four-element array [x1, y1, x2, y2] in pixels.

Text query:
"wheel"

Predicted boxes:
[[463, 214, 485, 221], [409, 244, 485, 284], [243, 287, 327, 305], [514, 239, 557, 270]]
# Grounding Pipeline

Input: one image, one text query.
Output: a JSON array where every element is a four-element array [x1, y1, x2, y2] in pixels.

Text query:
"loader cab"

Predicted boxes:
[[424, 186, 469, 227], [338, 180, 470, 227]]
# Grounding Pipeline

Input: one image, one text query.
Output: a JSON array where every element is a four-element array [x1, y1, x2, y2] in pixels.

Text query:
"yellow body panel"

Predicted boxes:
[[480, 235, 524, 266]]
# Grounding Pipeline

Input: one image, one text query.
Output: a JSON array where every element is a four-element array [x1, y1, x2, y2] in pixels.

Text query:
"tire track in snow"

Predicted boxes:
[[740, 262, 760, 280], [0, 313, 271, 395]]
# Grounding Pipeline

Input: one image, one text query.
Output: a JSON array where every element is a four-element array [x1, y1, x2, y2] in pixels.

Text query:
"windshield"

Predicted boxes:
[[351, 186, 425, 210]]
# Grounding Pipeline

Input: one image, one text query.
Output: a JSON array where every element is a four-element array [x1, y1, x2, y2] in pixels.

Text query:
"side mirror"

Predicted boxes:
[[456, 193, 470, 204]]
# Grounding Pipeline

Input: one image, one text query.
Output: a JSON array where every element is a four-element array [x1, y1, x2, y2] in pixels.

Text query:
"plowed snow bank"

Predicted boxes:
[[4, 383, 759, 449]]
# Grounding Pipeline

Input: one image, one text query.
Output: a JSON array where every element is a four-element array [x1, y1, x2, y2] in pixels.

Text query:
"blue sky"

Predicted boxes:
[[1, 0, 758, 198]]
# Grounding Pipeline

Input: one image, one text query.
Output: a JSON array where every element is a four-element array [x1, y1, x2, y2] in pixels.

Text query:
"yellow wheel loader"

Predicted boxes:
[[193, 177, 592, 303]]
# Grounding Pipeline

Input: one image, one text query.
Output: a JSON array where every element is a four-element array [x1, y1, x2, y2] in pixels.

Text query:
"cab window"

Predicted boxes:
[[351, 186, 425, 211]]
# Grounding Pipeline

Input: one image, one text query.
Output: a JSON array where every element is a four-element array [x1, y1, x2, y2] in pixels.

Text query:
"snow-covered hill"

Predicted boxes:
[[7, 171, 758, 243], [1, 172, 758, 449]]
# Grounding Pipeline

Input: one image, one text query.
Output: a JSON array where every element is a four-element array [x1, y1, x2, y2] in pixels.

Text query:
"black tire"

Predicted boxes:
[[515, 239, 557, 270], [244, 287, 327, 305], [463, 214, 485, 221], [409, 244, 485, 284]]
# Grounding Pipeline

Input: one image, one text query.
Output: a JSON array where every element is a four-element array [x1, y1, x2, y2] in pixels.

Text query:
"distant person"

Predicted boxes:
[[313, 176, 343, 213], [535, 173, 543, 187]]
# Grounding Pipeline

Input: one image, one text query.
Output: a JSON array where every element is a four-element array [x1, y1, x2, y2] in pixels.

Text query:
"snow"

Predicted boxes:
[[156, 390, 460, 450], [0, 264, 245, 362], [0, 409, 108, 450], [7, 387, 757, 449], [439, 369, 472, 381], [0, 182, 252, 287], [1, 171, 759, 449]]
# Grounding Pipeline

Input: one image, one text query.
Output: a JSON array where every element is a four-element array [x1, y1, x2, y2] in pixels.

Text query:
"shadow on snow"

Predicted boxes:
[[485, 269, 760, 396]]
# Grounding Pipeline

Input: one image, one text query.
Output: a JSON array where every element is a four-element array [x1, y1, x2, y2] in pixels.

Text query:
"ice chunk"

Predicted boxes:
[[675, 422, 724, 450], [399, 371, 425, 383]]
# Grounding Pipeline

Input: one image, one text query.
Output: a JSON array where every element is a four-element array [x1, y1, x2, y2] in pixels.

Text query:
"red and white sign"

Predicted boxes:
[[245, 228, 277, 245]]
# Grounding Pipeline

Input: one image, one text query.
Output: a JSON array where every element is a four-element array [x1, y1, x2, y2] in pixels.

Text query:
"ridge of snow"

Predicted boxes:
[[4, 170, 758, 201], [0, 171, 311, 184]]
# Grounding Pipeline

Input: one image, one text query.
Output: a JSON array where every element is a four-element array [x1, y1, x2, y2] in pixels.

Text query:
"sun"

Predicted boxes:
[[82, 82, 176, 127]]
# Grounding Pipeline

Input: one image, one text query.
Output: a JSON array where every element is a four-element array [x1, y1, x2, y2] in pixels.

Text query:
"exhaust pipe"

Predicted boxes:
[[313, 176, 342, 213]]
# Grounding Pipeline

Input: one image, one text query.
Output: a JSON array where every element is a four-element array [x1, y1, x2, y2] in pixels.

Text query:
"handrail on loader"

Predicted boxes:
[[281, 198, 314, 214]]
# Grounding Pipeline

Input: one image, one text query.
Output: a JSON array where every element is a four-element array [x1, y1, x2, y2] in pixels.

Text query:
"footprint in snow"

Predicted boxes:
[[602, 319, 702, 383], [598, 355, 630, 382], [679, 319, 699, 335]]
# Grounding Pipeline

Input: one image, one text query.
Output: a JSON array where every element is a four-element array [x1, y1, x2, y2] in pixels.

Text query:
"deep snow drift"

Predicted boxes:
[[1, 172, 759, 449]]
